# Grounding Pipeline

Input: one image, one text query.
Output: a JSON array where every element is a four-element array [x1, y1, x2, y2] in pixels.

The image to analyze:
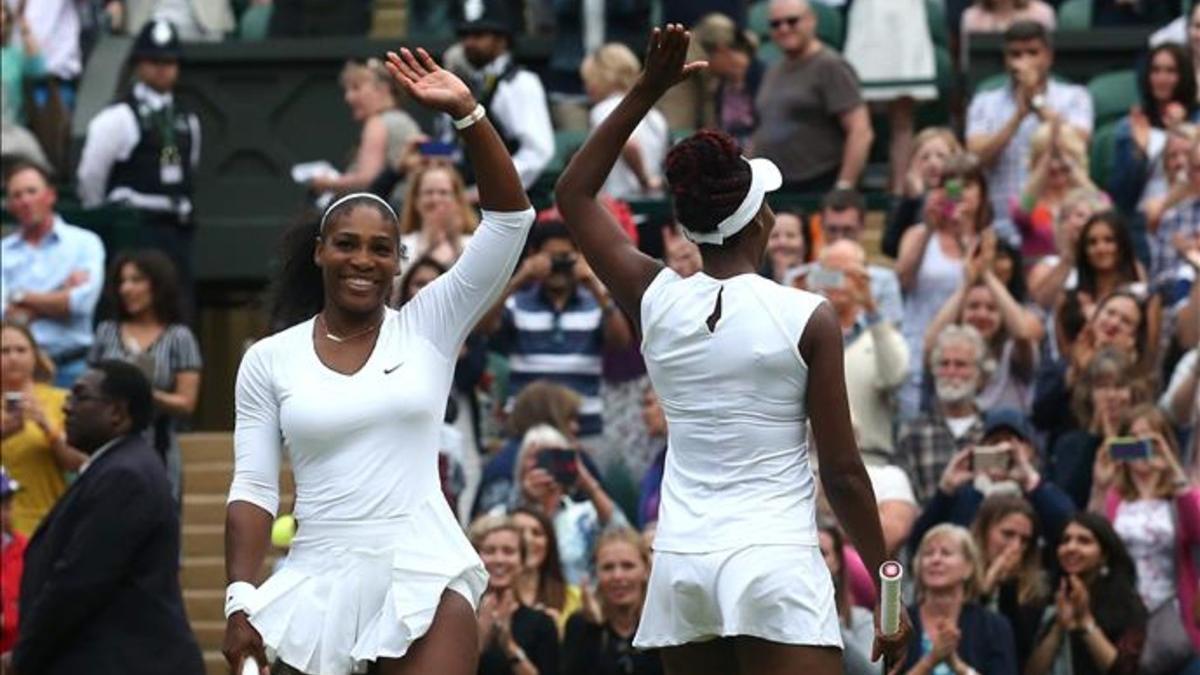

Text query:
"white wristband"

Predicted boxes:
[[453, 103, 486, 130], [225, 581, 259, 619]]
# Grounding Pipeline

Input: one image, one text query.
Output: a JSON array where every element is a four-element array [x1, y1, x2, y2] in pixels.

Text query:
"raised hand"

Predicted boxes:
[[638, 24, 708, 94], [385, 48, 476, 118]]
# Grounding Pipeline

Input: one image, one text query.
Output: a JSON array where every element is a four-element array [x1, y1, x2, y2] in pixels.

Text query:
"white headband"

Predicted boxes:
[[681, 157, 783, 245], [319, 192, 399, 232]]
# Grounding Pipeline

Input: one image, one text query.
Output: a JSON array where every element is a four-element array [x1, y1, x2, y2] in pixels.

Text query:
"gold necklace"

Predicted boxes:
[[317, 313, 383, 343]]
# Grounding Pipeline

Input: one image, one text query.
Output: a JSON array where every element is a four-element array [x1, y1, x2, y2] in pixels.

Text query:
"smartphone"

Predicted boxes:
[[972, 444, 1012, 474], [1109, 437, 1153, 462], [3, 392, 22, 413], [536, 448, 579, 487], [807, 266, 845, 290], [417, 141, 457, 157], [944, 178, 964, 202], [550, 254, 577, 276]]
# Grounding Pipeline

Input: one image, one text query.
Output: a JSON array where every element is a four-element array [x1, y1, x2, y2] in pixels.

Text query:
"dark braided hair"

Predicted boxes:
[[665, 130, 752, 240]]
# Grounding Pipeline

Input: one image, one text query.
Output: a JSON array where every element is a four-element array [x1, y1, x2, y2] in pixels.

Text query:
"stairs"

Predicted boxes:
[[179, 433, 293, 675]]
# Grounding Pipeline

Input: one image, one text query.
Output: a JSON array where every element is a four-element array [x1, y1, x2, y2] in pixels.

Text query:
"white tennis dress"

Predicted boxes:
[[632, 269, 842, 649], [228, 208, 535, 675]]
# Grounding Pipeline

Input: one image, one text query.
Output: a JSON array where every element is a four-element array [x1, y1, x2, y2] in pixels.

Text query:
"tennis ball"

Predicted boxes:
[[271, 514, 296, 548]]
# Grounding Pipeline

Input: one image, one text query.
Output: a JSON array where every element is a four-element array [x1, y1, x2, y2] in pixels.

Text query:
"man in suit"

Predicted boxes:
[[3, 360, 203, 675]]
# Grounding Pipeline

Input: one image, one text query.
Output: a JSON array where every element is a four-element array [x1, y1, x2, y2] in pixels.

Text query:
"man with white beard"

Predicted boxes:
[[897, 324, 988, 504]]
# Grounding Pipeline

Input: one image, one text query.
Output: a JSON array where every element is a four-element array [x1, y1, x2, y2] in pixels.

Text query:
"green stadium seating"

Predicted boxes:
[[1089, 121, 1118, 190], [1087, 70, 1138, 128], [748, 0, 770, 40], [1057, 0, 1092, 30], [238, 4, 272, 41], [927, 0, 948, 48], [813, 2, 845, 50], [758, 40, 783, 66]]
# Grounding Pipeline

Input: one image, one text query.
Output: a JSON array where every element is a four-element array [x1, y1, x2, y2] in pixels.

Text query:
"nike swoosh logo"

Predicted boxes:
[[384, 362, 403, 374]]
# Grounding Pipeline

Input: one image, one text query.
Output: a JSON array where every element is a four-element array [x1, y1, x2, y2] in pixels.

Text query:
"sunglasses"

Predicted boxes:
[[769, 15, 803, 30]]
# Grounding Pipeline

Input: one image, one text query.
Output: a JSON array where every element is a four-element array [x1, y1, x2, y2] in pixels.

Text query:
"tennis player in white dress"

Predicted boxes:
[[222, 48, 534, 675], [555, 25, 912, 675]]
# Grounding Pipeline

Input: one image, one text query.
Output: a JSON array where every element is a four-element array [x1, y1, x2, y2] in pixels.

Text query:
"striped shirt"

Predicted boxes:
[[496, 286, 606, 436], [88, 321, 202, 452]]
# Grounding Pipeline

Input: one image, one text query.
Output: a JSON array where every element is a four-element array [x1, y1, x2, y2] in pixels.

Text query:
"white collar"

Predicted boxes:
[[473, 52, 513, 80], [79, 436, 126, 475], [133, 82, 174, 110]]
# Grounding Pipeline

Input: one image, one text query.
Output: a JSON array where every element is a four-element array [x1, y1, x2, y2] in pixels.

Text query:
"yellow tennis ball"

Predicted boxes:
[[271, 514, 296, 548]]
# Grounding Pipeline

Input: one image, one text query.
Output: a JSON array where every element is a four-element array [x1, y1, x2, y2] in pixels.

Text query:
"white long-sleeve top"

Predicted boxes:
[[228, 208, 535, 521]]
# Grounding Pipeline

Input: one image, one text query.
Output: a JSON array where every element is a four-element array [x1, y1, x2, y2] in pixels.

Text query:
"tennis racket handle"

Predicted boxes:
[[241, 656, 261, 675], [880, 561, 904, 636]]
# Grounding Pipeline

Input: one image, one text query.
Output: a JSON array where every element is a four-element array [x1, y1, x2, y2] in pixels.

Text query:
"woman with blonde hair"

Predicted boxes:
[[472, 381, 587, 520], [883, 127, 964, 257], [309, 58, 422, 197], [1027, 188, 1113, 312], [0, 321, 87, 536], [1089, 404, 1200, 657], [969, 495, 1051, 671], [562, 527, 662, 675], [470, 515, 560, 675], [1013, 122, 1098, 261], [398, 163, 479, 265], [581, 43, 668, 200], [896, 153, 990, 418], [511, 424, 624, 585], [902, 524, 1018, 674]]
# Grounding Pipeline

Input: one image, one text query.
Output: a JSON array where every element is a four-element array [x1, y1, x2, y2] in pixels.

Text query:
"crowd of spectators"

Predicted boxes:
[[2, 0, 1200, 674]]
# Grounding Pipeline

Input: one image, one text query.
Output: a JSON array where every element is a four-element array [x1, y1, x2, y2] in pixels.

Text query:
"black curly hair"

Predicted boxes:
[[664, 130, 752, 244]]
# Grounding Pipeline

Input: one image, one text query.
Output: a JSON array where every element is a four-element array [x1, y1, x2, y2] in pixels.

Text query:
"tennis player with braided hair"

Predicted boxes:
[[221, 48, 534, 675], [555, 25, 912, 674]]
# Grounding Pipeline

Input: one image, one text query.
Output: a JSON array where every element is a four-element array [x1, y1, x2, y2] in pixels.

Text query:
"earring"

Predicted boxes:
[[1100, 564, 1109, 577]]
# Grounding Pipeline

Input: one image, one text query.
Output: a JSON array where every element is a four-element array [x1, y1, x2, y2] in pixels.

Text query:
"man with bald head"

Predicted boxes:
[[810, 240, 909, 464], [810, 240, 916, 553], [752, 0, 873, 192]]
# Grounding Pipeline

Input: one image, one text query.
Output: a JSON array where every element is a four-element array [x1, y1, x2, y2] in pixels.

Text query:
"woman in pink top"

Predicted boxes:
[[1090, 404, 1200, 653]]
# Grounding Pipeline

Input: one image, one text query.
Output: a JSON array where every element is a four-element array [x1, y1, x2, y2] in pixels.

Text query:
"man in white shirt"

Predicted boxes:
[[966, 20, 1093, 246], [442, 2, 554, 191], [76, 20, 201, 310]]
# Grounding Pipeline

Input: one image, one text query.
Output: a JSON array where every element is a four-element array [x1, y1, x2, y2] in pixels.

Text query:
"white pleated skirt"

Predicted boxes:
[[633, 544, 842, 650], [248, 495, 488, 675]]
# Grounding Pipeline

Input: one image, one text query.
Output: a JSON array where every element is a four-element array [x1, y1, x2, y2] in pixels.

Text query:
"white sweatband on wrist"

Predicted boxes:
[[453, 104, 486, 130], [225, 581, 259, 619]]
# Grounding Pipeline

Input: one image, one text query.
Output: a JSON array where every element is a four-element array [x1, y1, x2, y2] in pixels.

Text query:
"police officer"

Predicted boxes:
[[440, 1, 554, 192], [76, 19, 200, 313]]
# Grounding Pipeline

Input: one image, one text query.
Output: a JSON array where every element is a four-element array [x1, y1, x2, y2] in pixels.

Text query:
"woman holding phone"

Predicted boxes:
[[89, 249, 202, 504], [0, 321, 85, 536], [222, 47, 534, 675], [512, 425, 624, 585], [1089, 404, 1200, 656], [553, 25, 909, 674], [894, 154, 990, 419]]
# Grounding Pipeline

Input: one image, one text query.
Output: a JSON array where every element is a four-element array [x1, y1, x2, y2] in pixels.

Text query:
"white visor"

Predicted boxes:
[[681, 157, 783, 245]]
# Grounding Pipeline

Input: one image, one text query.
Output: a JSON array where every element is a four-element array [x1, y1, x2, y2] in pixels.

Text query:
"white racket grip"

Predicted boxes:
[[241, 655, 261, 675], [879, 561, 904, 636]]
